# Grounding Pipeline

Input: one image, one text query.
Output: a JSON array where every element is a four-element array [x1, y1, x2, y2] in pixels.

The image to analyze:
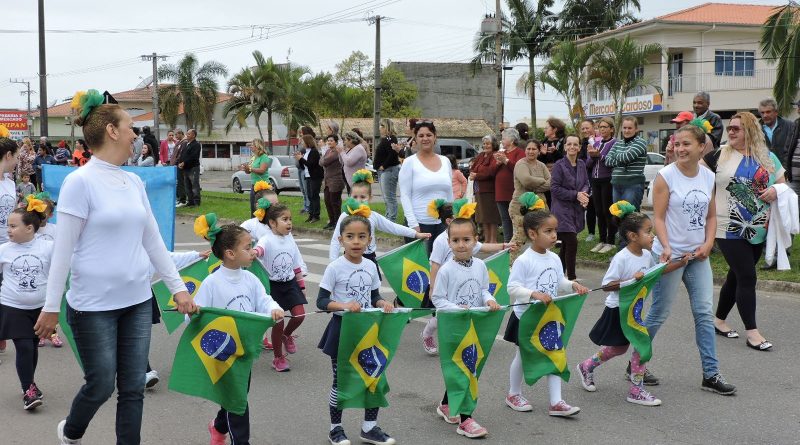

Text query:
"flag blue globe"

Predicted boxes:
[[632, 298, 644, 326], [538, 321, 565, 351], [200, 329, 237, 361], [461, 344, 478, 375], [358, 345, 388, 378], [405, 270, 428, 295]]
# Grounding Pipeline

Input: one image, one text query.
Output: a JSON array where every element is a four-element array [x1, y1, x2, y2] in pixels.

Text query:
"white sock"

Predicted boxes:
[[422, 317, 438, 338], [509, 350, 524, 396], [330, 423, 342, 432], [362, 420, 377, 433], [547, 374, 562, 406]]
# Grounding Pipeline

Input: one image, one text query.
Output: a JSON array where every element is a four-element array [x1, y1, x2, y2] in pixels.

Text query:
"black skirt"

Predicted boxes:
[[503, 312, 521, 345], [363, 251, 382, 281], [269, 279, 308, 310], [318, 315, 342, 358], [588, 306, 629, 346], [0, 304, 41, 339]]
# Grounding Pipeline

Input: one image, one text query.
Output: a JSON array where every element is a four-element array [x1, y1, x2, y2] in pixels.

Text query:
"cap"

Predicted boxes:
[[671, 111, 694, 123]]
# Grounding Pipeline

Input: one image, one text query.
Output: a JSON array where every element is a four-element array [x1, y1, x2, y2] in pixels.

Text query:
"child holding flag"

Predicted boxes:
[[503, 192, 588, 416], [430, 212, 501, 438], [0, 197, 54, 410], [193, 213, 284, 445], [317, 214, 397, 445], [421, 198, 512, 355], [329, 170, 431, 275]]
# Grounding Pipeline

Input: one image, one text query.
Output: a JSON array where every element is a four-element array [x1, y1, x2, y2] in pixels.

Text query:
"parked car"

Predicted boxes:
[[231, 155, 300, 194], [642, 152, 666, 206]]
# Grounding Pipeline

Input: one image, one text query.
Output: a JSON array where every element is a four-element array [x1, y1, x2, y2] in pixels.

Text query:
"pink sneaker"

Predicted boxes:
[[505, 394, 533, 412], [208, 420, 227, 445], [456, 418, 488, 438], [283, 335, 297, 354], [50, 334, 64, 348], [271, 356, 290, 372], [436, 404, 460, 424], [576, 362, 596, 392], [262, 337, 273, 350], [548, 400, 580, 417], [38, 337, 46, 347], [421, 333, 438, 355], [627, 386, 662, 406]]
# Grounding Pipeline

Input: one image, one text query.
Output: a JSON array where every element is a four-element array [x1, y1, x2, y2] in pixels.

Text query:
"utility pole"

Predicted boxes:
[[141, 53, 168, 144], [38, 0, 48, 137], [370, 15, 382, 160], [494, 0, 503, 134], [10, 79, 34, 138]]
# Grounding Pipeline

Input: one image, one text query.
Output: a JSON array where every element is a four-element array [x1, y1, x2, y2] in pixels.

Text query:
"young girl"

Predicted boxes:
[[0, 197, 54, 410], [193, 214, 284, 445], [32, 193, 63, 348], [576, 201, 673, 406], [421, 198, 512, 355], [317, 215, 396, 445], [240, 180, 275, 241], [431, 217, 501, 438], [253, 203, 307, 372], [503, 192, 588, 416], [329, 170, 431, 274], [448, 155, 467, 199]]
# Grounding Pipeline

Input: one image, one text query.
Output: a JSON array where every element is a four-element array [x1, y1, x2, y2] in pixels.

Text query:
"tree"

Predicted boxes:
[[518, 40, 597, 128], [334, 50, 374, 91], [326, 84, 372, 131], [223, 66, 264, 140], [472, 0, 558, 132], [558, 0, 641, 40], [761, 3, 800, 115], [276, 63, 317, 135], [158, 53, 228, 134], [588, 36, 662, 134], [379, 66, 421, 117]]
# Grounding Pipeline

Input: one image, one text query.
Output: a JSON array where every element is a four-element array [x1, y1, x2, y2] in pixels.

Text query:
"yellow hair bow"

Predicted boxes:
[[0, 125, 9, 139], [452, 199, 477, 219], [427, 198, 447, 219], [70, 91, 86, 111], [609, 200, 635, 218], [342, 197, 372, 218], [253, 180, 272, 192], [253, 198, 272, 221], [194, 213, 221, 243], [25, 195, 47, 213]]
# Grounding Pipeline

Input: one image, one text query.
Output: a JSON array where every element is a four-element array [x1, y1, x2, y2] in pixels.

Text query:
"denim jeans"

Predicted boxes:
[[298, 172, 310, 211], [307, 177, 322, 219], [497, 201, 512, 243], [379, 165, 400, 223], [612, 182, 645, 211], [184, 166, 201, 206], [644, 253, 719, 378], [63, 299, 152, 443]]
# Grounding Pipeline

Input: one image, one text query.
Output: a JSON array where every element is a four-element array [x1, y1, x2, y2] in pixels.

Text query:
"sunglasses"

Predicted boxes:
[[727, 126, 742, 133], [414, 120, 434, 128]]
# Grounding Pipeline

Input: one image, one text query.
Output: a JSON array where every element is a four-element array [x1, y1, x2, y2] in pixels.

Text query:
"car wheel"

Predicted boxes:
[[269, 178, 279, 195], [232, 177, 243, 194]]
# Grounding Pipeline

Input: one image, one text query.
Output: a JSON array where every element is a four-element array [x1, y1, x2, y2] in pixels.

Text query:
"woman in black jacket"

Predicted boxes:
[[373, 118, 401, 222], [295, 134, 324, 222]]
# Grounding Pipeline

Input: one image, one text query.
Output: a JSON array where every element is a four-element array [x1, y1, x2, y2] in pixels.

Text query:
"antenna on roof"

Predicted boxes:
[[135, 75, 153, 89]]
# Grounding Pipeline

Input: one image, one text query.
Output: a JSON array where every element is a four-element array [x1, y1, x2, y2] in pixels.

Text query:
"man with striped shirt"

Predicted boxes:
[[605, 116, 648, 211]]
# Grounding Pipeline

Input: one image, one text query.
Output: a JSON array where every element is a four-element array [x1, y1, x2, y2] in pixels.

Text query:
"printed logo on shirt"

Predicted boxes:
[[681, 189, 709, 231], [454, 278, 481, 307], [535, 267, 559, 298], [36, 233, 53, 242], [270, 252, 294, 280], [225, 295, 254, 312], [11, 254, 44, 291], [346, 269, 373, 308], [0, 194, 15, 226]]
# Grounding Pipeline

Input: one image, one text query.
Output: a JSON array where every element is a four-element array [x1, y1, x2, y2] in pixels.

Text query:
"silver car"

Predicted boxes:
[[231, 155, 300, 194]]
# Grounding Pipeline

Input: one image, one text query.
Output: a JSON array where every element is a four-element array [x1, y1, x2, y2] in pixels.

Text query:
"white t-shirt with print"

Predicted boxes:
[[241, 218, 269, 243], [0, 238, 54, 309], [0, 178, 16, 244], [255, 230, 303, 282], [507, 248, 573, 319], [602, 248, 656, 308], [193, 265, 279, 314], [431, 258, 496, 310], [319, 256, 381, 308], [36, 223, 57, 242], [429, 231, 483, 266]]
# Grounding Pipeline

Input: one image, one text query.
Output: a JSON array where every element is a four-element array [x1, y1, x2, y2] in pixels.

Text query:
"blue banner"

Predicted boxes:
[[42, 164, 177, 250]]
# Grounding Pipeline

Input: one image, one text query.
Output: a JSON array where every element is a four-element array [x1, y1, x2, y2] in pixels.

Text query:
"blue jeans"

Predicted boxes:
[[379, 165, 400, 223], [497, 201, 512, 243], [644, 253, 719, 378], [298, 172, 310, 211], [612, 182, 645, 211], [63, 299, 152, 444]]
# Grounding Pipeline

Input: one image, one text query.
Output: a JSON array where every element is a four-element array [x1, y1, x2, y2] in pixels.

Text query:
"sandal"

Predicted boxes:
[[714, 326, 739, 338], [746, 339, 773, 351]]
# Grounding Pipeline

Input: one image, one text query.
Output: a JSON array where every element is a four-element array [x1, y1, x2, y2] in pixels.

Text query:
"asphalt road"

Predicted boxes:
[[2, 224, 798, 445]]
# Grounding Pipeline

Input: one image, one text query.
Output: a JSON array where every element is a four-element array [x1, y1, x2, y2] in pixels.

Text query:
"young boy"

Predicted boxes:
[[16, 174, 35, 203]]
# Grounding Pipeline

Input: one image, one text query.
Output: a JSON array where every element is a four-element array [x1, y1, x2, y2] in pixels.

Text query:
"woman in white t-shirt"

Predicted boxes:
[[398, 121, 453, 254], [644, 125, 736, 395], [33, 90, 196, 444]]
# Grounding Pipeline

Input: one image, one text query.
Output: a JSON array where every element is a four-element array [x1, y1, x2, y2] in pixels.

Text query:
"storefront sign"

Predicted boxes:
[[0, 110, 29, 139], [584, 94, 662, 118]]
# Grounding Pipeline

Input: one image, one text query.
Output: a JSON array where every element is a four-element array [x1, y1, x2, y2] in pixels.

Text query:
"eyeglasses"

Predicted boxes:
[[727, 126, 742, 133]]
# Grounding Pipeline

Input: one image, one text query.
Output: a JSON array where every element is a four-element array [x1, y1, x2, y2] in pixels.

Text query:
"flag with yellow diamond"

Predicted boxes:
[[484, 250, 510, 305], [437, 310, 504, 416], [336, 311, 410, 409], [618, 263, 666, 363], [377, 240, 430, 308], [152, 258, 208, 334], [168, 306, 274, 415], [518, 293, 587, 384]]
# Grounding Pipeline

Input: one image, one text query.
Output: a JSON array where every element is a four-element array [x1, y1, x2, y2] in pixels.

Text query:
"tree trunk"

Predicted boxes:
[[529, 56, 538, 132], [266, 109, 274, 155], [254, 112, 264, 141]]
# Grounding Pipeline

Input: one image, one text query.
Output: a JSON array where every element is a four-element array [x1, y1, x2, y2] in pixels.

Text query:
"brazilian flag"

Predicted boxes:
[[618, 263, 666, 363], [336, 310, 410, 409], [168, 306, 274, 415], [207, 254, 271, 293], [152, 258, 209, 334], [377, 240, 430, 308], [437, 310, 505, 416], [484, 250, 511, 305], [58, 280, 82, 370], [518, 293, 587, 384]]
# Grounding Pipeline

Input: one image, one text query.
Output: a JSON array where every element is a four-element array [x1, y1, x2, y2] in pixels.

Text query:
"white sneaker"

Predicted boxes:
[[421, 333, 438, 355], [145, 370, 160, 389], [598, 243, 615, 254], [590, 242, 605, 253], [585, 234, 595, 243], [58, 419, 82, 444], [175, 202, 186, 208], [505, 394, 533, 412]]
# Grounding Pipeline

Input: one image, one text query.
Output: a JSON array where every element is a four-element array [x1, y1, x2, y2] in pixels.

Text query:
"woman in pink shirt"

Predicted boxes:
[[448, 154, 467, 199]]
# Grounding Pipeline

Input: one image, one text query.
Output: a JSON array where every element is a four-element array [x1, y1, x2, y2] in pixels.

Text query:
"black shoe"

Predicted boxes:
[[323, 223, 335, 230], [746, 339, 773, 351], [625, 362, 660, 386], [328, 426, 349, 445], [23, 384, 42, 410], [760, 262, 777, 270], [305, 216, 313, 222], [360, 426, 396, 445], [714, 326, 739, 338], [309, 217, 320, 223], [701, 373, 736, 395]]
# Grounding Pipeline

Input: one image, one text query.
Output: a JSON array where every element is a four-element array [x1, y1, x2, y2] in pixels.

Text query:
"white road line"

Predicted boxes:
[[291, 238, 316, 243]]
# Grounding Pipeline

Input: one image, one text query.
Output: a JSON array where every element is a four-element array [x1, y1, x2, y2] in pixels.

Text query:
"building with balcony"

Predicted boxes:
[[577, 2, 790, 153]]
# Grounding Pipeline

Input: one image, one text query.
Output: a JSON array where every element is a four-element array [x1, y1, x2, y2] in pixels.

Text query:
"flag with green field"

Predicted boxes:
[[484, 250, 511, 305], [618, 263, 666, 363], [377, 240, 430, 308], [152, 258, 209, 334]]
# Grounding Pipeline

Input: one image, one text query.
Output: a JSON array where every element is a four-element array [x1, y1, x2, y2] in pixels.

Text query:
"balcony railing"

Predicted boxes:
[[668, 69, 776, 96]]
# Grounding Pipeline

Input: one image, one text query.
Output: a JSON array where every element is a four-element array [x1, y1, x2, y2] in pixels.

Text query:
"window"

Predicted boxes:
[[201, 143, 216, 159], [668, 53, 683, 95], [627, 66, 645, 97], [215, 144, 230, 158], [715, 50, 754, 76]]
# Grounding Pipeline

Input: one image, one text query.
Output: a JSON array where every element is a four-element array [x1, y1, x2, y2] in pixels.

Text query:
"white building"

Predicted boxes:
[[578, 2, 792, 153]]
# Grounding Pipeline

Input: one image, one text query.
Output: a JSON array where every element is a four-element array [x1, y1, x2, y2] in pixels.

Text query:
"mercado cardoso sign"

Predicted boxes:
[[583, 94, 662, 118]]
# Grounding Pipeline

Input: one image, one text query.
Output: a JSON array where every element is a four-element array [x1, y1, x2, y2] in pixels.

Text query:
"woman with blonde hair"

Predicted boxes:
[[242, 138, 271, 213], [702, 112, 785, 351]]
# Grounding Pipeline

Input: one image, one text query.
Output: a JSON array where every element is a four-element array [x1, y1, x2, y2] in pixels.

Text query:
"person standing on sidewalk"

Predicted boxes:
[[586, 117, 617, 254], [605, 116, 648, 211], [373, 119, 400, 223], [494, 128, 526, 243], [179, 129, 202, 208], [296, 135, 323, 223], [171, 129, 188, 207], [242, 139, 271, 214]]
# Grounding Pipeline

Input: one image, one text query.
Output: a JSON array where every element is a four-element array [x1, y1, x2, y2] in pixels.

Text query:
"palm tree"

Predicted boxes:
[[472, 0, 558, 132], [558, 0, 641, 39], [158, 53, 228, 134], [302, 72, 335, 135], [276, 64, 317, 137], [588, 36, 662, 134], [761, 3, 800, 115], [518, 40, 597, 128], [223, 66, 264, 140]]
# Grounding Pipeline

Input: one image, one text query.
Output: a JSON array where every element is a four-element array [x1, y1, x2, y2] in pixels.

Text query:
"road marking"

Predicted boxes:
[[291, 238, 316, 243]]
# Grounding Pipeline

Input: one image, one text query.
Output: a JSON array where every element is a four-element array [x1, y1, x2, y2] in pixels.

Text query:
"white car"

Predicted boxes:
[[643, 152, 666, 206]]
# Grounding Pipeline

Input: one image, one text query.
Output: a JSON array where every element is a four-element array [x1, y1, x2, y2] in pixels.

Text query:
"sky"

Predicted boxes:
[[0, 0, 785, 124]]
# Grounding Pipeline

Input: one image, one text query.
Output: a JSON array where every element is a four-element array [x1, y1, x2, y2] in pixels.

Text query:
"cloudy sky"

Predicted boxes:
[[0, 0, 782, 123]]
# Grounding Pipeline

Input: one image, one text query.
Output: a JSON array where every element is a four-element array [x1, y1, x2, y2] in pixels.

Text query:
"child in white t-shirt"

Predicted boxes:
[[0, 199, 54, 411], [193, 213, 284, 445], [317, 215, 396, 445]]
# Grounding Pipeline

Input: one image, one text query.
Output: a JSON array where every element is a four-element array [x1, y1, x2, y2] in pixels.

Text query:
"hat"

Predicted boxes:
[[671, 111, 694, 123]]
